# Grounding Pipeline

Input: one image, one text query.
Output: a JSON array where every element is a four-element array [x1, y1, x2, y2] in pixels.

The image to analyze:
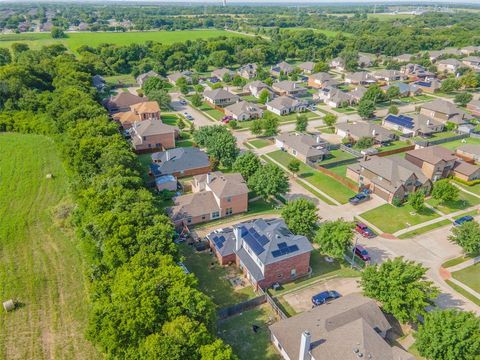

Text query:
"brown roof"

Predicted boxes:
[[170, 191, 220, 220], [406, 146, 457, 165], [454, 161, 480, 176], [194, 172, 249, 198], [131, 119, 177, 138], [131, 101, 160, 114], [113, 111, 141, 126], [104, 92, 147, 111], [336, 122, 395, 143], [457, 144, 480, 157]]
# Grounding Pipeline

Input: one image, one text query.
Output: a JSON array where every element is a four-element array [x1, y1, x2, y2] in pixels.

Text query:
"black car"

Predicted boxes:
[[349, 192, 370, 205]]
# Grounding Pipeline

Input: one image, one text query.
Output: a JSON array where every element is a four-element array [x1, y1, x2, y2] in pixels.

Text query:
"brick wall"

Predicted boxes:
[[259, 252, 311, 289]]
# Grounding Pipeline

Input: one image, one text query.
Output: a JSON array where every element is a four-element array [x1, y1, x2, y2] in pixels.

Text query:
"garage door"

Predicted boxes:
[[373, 185, 391, 201]]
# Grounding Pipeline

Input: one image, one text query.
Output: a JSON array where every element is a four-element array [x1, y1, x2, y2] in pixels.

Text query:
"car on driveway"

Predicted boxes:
[[349, 192, 370, 205], [355, 222, 375, 238], [354, 245, 371, 262], [311, 290, 341, 306], [453, 215, 474, 227]]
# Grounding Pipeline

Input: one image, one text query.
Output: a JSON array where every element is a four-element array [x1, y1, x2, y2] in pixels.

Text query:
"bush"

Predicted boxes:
[[453, 177, 480, 186]]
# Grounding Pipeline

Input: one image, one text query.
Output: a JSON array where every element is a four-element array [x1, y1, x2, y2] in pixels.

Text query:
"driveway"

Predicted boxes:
[[170, 92, 214, 128], [282, 277, 361, 313]]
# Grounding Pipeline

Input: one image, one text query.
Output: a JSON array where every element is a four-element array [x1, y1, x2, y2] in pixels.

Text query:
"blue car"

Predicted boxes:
[[311, 290, 341, 306], [453, 215, 474, 227]]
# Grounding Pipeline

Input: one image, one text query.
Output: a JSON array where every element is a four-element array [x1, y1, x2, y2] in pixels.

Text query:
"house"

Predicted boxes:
[[413, 79, 441, 93], [269, 294, 415, 360], [329, 57, 346, 71], [405, 146, 458, 181], [453, 161, 480, 182], [358, 53, 374, 68], [103, 92, 148, 113], [298, 61, 315, 74], [335, 122, 396, 144], [272, 80, 307, 97], [383, 114, 444, 137], [428, 48, 463, 62], [395, 54, 415, 63], [270, 61, 295, 77], [129, 119, 178, 152], [275, 132, 330, 164], [113, 101, 161, 129], [420, 99, 472, 125], [92, 75, 105, 92], [401, 63, 435, 80], [237, 63, 258, 79], [345, 72, 376, 86], [206, 218, 313, 288], [266, 96, 307, 116], [349, 86, 368, 102], [462, 56, 480, 71], [136, 70, 161, 86], [243, 80, 274, 98], [381, 82, 422, 97], [373, 70, 406, 82], [315, 87, 355, 108], [169, 171, 248, 227], [307, 72, 338, 89], [467, 99, 480, 117], [211, 68, 234, 81], [330, 55, 372, 71], [224, 101, 263, 121], [347, 156, 432, 203], [167, 71, 192, 85], [203, 88, 239, 107], [150, 147, 210, 178], [437, 59, 463, 74], [461, 46, 480, 55]]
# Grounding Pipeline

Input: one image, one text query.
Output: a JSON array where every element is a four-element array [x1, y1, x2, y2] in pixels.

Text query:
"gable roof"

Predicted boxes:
[[131, 119, 177, 137], [204, 88, 239, 101], [170, 191, 220, 220], [150, 147, 210, 176], [309, 72, 333, 81], [336, 122, 394, 142], [421, 99, 468, 117], [298, 61, 315, 72], [131, 101, 160, 114], [272, 61, 294, 73], [104, 92, 147, 111], [406, 146, 457, 165], [457, 144, 480, 156], [195, 171, 249, 198], [212, 68, 233, 78], [266, 95, 304, 111], [272, 80, 305, 92], [276, 132, 329, 158], [438, 58, 462, 66], [346, 71, 376, 83], [225, 101, 262, 117], [384, 113, 443, 134]]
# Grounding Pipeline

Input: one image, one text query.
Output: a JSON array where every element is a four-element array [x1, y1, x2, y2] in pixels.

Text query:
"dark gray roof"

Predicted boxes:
[[150, 147, 209, 176]]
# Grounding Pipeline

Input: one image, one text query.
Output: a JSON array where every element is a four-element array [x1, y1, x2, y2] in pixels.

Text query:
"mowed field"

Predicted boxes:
[[0, 133, 97, 359], [0, 29, 242, 51]]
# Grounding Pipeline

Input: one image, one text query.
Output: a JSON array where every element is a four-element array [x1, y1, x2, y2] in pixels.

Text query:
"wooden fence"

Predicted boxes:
[[316, 165, 360, 193]]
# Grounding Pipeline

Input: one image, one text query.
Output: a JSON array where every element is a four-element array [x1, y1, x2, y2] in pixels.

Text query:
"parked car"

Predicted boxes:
[[183, 111, 189, 116], [186, 115, 194, 121], [354, 245, 371, 262], [453, 215, 474, 227], [179, 100, 187, 105], [355, 222, 375, 238], [311, 290, 341, 306], [222, 115, 233, 123], [349, 192, 371, 205]]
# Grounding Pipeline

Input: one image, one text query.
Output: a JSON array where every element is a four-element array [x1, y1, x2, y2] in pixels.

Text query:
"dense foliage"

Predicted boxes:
[[314, 219, 354, 259], [281, 198, 318, 238]]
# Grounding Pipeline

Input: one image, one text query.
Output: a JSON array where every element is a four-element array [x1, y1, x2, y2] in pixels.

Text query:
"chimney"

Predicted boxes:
[[207, 172, 212, 184], [233, 226, 242, 251], [316, 135, 321, 144], [426, 118, 431, 125], [299, 331, 311, 360], [372, 129, 376, 136], [165, 150, 170, 161]]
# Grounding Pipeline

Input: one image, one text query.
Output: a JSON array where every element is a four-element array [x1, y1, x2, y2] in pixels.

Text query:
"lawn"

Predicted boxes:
[[195, 101, 225, 121], [360, 203, 440, 234], [378, 140, 411, 153], [248, 138, 273, 149], [456, 182, 480, 197], [445, 280, 480, 307], [178, 243, 256, 308], [318, 149, 357, 166], [218, 304, 281, 360], [0, 133, 98, 359], [236, 110, 320, 130], [442, 255, 474, 268], [0, 29, 244, 51], [426, 191, 480, 214], [266, 150, 356, 204], [439, 137, 480, 151], [104, 74, 136, 87], [452, 263, 480, 294], [397, 219, 452, 239]]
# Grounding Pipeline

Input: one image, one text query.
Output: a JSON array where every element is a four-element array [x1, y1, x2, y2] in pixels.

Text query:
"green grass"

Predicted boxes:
[[440, 137, 480, 151], [217, 305, 281, 360], [195, 101, 225, 121], [456, 182, 480, 197], [361, 204, 440, 234], [452, 263, 480, 294], [318, 149, 357, 165], [0, 30, 243, 52], [104, 74, 136, 87], [446, 280, 480, 306], [453, 209, 479, 219], [248, 138, 273, 149], [397, 219, 452, 239], [426, 191, 480, 214], [0, 133, 98, 359], [266, 150, 356, 204], [378, 140, 411, 152], [281, 27, 352, 38], [161, 113, 180, 125], [236, 111, 320, 130], [442, 255, 474, 268]]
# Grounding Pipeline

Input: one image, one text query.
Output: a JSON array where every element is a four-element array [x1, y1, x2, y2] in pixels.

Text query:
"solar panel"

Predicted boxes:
[[288, 245, 299, 253], [212, 235, 225, 249], [278, 242, 288, 249], [243, 233, 265, 255], [272, 250, 282, 258], [257, 235, 269, 246], [385, 114, 414, 129]]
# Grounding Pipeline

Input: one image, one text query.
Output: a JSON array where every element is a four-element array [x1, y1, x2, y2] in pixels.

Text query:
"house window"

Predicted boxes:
[[156, 143, 161, 147], [202, 215, 206, 220], [292, 149, 297, 156], [291, 268, 297, 278], [143, 136, 147, 141], [227, 197, 232, 203], [148, 144, 152, 148], [226, 208, 233, 216], [211, 211, 220, 219], [187, 217, 192, 224]]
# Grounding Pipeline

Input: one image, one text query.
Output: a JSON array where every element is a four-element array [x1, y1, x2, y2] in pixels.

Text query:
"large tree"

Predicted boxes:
[[281, 198, 319, 238], [431, 179, 459, 204], [193, 125, 239, 167], [448, 221, 480, 255], [357, 99, 375, 119], [454, 93, 473, 107], [314, 219, 354, 259], [360, 257, 439, 323], [415, 309, 480, 360], [295, 114, 308, 132], [247, 163, 289, 200], [323, 113, 337, 128], [147, 90, 171, 109], [408, 190, 425, 212], [232, 151, 261, 180]]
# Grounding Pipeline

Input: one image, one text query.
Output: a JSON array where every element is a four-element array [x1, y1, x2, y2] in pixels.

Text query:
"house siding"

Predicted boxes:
[[134, 132, 176, 152], [258, 252, 311, 289]]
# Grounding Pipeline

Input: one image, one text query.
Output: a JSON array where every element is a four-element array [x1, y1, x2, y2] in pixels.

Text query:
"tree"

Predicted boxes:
[[388, 105, 399, 115], [199, 339, 239, 360], [415, 309, 480, 360], [323, 113, 337, 127], [193, 126, 239, 167], [258, 89, 270, 104], [147, 90, 171, 109], [362, 84, 386, 104], [354, 136, 374, 149], [261, 113, 279, 137], [386, 85, 401, 101], [250, 119, 263, 135], [431, 179, 459, 204], [314, 219, 354, 259], [313, 61, 329, 73], [176, 77, 189, 95], [233, 151, 261, 180], [247, 164, 289, 200], [0, 48, 12, 66], [440, 78, 460, 93], [449, 221, 480, 255], [357, 99, 375, 119], [408, 190, 425, 212], [191, 93, 203, 107], [287, 159, 301, 174], [51, 27, 66, 39], [360, 257, 439, 323], [459, 71, 479, 89], [454, 93, 473, 107], [295, 114, 308, 132], [281, 198, 318, 238]]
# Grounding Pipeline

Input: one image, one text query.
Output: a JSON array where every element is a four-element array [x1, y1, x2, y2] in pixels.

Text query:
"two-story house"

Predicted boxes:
[[243, 80, 274, 99], [405, 146, 457, 181], [113, 101, 161, 129], [129, 119, 178, 152], [270, 61, 295, 77], [420, 99, 472, 125], [237, 63, 258, 79]]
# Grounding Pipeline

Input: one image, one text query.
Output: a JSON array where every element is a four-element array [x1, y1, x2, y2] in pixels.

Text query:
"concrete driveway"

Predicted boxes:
[[170, 92, 214, 128], [282, 277, 361, 313]]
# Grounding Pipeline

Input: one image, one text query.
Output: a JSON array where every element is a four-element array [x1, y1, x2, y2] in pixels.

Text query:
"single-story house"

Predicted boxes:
[[329, 57, 346, 71], [382, 113, 444, 137], [167, 71, 192, 85], [466, 99, 480, 117], [270, 61, 295, 77], [420, 99, 472, 125], [461, 46, 480, 55], [373, 69, 406, 82], [462, 56, 480, 71], [381, 82, 422, 97], [272, 80, 307, 97], [437, 59, 463, 74], [130, 119, 178, 152], [224, 101, 263, 121], [401, 63, 435, 80], [243, 80, 274, 98], [413, 79, 441, 93], [298, 61, 315, 74], [428, 48, 463, 62], [211, 68, 234, 81], [150, 147, 210, 178], [136, 70, 161, 86], [307, 72, 338, 89], [453, 161, 480, 182], [275, 132, 330, 164], [203, 88, 240, 107], [266, 96, 307, 116], [314, 87, 355, 108], [345, 71, 377, 86], [394, 54, 415, 63], [336, 122, 396, 144]]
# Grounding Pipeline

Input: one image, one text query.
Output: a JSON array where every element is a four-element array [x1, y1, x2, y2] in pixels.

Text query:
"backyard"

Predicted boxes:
[[440, 136, 480, 151]]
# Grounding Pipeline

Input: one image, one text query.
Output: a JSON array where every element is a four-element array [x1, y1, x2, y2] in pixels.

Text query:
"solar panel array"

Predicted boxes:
[[271, 243, 300, 258], [415, 81, 431, 87], [241, 226, 269, 256], [212, 235, 226, 249], [385, 114, 415, 129]]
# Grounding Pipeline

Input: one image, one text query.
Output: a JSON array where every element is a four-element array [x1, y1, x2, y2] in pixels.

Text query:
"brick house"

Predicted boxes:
[[405, 146, 458, 181], [113, 101, 161, 129], [270, 61, 295, 77], [272, 81, 307, 97], [136, 70, 161, 86], [456, 144, 480, 163], [275, 132, 329, 164], [298, 61, 315, 74], [169, 171, 248, 228], [130, 119, 178, 152], [420, 99, 472, 125], [203, 88, 240, 107], [237, 63, 258, 80], [344, 72, 377, 86], [266, 96, 307, 116], [224, 101, 263, 121], [207, 218, 313, 289], [243, 80, 274, 99], [335, 122, 396, 145], [150, 147, 210, 178], [382, 113, 444, 137], [467, 99, 480, 117], [104, 92, 148, 113], [307, 72, 339, 89], [437, 59, 463, 74]]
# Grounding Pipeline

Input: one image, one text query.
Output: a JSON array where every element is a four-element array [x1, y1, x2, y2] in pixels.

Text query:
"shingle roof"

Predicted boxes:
[[170, 191, 220, 220], [272, 80, 305, 93], [298, 61, 315, 71], [454, 161, 480, 177], [421, 99, 467, 116], [276, 132, 329, 158], [336, 122, 394, 143], [150, 147, 210, 176], [204, 88, 239, 101], [438, 58, 462, 66], [225, 101, 262, 117], [194, 172, 249, 198], [212, 68, 233, 79], [131, 119, 177, 137], [458, 144, 480, 157], [406, 146, 457, 165], [346, 71, 376, 83], [266, 95, 304, 111], [131, 101, 160, 113], [104, 92, 147, 111], [309, 72, 333, 81]]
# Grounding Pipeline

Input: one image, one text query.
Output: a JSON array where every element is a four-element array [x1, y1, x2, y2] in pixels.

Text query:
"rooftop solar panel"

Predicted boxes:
[[272, 250, 282, 258], [278, 242, 288, 249], [243, 233, 264, 256]]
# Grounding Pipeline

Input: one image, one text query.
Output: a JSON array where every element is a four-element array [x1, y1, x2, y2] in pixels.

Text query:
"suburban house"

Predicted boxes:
[[206, 218, 313, 289], [155, 174, 177, 192], [437, 59, 463, 74], [150, 147, 210, 178], [453, 161, 480, 182], [428, 48, 462, 62], [224, 101, 263, 121], [243, 80, 274, 98], [203, 88, 240, 107], [315, 87, 354, 108], [167, 71, 192, 85], [462, 56, 480, 71], [136, 70, 161, 86], [211, 68, 234, 81], [345, 71, 377, 86], [381, 82, 422, 97], [420, 99, 472, 125], [275, 132, 330, 164], [413, 79, 442, 93], [358, 53, 374, 68], [373, 69, 406, 82], [336, 122, 396, 144], [307, 72, 338, 89], [383, 114, 444, 137], [266, 96, 307, 116], [237, 63, 258, 79], [92, 75, 106, 92], [461, 46, 480, 55], [329, 57, 346, 71], [269, 294, 415, 360], [113, 101, 161, 129], [347, 156, 432, 203], [104, 92, 148, 113], [169, 171, 248, 227], [402, 63, 436, 80], [405, 146, 457, 181], [466, 99, 480, 116], [297, 61, 315, 74], [129, 119, 178, 152], [330, 55, 372, 70], [272, 80, 307, 97], [270, 61, 295, 77]]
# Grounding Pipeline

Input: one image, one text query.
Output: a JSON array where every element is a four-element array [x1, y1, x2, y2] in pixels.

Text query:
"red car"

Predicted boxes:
[[354, 245, 371, 262], [355, 222, 375, 238]]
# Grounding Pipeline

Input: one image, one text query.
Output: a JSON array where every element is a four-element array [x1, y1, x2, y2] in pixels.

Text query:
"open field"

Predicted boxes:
[[0, 133, 97, 360], [0, 29, 243, 51], [281, 27, 352, 38]]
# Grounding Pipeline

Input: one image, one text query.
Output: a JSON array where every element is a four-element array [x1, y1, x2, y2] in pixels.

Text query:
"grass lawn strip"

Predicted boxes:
[[451, 263, 480, 294], [442, 255, 474, 268], [397, 219, 452, 239], [445, 280, 480, 307], [426, 191, 480, 214], [248, 138, 273, 149]]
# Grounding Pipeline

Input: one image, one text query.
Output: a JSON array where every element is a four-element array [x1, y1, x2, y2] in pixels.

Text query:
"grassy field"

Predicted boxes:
[[0, 133, 97, 360], [0, 29, 242, 51]]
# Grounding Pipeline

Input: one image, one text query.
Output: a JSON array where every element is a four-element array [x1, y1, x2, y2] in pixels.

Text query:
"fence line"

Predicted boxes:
[[217, 295, 266, 320], [376, 145, 415, 157], [414, 133, 468, 147], [316, 165, 359, 192], [259, 287, 289, 320], [339, 144, 362, 157]]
